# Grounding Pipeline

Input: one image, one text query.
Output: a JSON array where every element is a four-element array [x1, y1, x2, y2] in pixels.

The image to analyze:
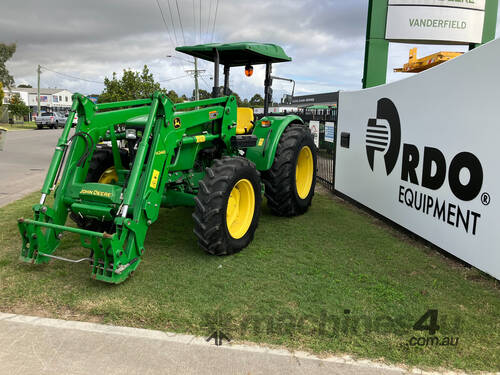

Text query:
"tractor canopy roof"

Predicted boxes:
[[175, 42, 291, 66]]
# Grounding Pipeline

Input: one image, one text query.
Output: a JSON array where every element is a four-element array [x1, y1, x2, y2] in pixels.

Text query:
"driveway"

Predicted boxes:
[[0, 128, 65, 207]]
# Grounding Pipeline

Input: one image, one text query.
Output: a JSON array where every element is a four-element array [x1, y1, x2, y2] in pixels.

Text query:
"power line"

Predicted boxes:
[[158, 74, 192, 83], [175, 0, 186, 45], [155, 0, 176, 49], [211, 0, 220, 42], [166, 0, 179, 45], [40, 66, 103, 84], [192, 0, 197, 44], [199, 75, 211, 90], [206, 0, 213, 43]]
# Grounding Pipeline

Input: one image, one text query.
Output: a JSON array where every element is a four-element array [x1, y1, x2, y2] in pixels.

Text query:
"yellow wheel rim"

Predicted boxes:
[[98, 167, 118, 184], [295, 146, 314, 199], [226, 179, 255, 239]]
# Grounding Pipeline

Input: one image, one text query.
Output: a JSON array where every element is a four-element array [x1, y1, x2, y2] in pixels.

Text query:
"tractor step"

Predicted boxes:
[[230, 135, 258, 148]]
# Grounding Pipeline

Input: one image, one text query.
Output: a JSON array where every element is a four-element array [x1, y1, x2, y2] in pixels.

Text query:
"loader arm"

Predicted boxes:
[[19, 92, 238, 283]]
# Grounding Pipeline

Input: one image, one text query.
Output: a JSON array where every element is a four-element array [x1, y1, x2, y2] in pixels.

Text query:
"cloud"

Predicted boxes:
[[2, 0, 499, 99]]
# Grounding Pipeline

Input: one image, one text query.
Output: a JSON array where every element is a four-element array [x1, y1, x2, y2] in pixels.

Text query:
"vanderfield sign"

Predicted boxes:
[[386, 0, 486, 44]]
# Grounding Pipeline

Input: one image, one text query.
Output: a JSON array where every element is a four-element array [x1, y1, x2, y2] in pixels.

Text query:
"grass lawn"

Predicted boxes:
[[0, 188, 499, 372], [0, 121, 37, 131]]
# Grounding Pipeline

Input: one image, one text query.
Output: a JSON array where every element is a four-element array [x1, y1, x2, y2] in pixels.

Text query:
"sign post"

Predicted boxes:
[[362, 0, 498, 88]]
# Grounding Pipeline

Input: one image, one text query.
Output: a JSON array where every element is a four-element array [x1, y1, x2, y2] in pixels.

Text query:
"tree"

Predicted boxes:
[[8, 93, 30, 119], [17, 84, 32, 88], [249, 93, 264, 107], [99, 65, 165, 103], [191, 89, 211, 100], [231, 92, 243, 106], [0, 43, 16, 88]]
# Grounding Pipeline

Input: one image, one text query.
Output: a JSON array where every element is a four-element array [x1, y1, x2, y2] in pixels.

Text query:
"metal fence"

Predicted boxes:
[[299, 113, 337, 192], [316, 121, 336, 191]]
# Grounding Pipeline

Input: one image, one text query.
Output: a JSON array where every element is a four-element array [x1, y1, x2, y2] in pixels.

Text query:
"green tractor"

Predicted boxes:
[[17, 42, 317, 283]]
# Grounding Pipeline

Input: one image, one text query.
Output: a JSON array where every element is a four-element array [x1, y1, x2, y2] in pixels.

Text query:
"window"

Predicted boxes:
[[59, 96, 62, 101], [65, 96, 68, 102]]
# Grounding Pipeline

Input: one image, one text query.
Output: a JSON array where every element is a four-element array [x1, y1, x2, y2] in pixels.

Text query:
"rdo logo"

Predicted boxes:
[[365, 98, 484, 202], [365, 98, 401, 176]]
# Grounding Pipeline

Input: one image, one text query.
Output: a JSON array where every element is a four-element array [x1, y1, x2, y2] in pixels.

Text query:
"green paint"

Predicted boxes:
[[17, 91, 299, 283], [481, 0, 498, 43], [363, 0, 498, 86], [176, 42, 292, 66], [246, 115, 304, 170], [362, 0, 389, 89]]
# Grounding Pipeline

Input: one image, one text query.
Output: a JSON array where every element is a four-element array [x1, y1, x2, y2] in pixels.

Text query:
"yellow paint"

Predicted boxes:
[[155, 150, 166, 155], [295, 146, 314, 199], [236, 107, 254, 135], [226, 179, 255, 239], [258, 138, 264, 146], [79, 189, 112, 198], [150, 169, 160, 189], [98, 167, 118, 185], [394, 48, 463, 73], [195, 135, 206, 143]]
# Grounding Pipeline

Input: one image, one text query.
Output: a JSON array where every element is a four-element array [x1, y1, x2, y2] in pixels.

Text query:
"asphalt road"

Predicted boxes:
[[0, 128, 66, 207]]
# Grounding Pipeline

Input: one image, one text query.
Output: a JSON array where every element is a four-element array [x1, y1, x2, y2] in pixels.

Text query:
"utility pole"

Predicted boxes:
[[185, 57, 205, 100], [37, 65, 41, 117], [194, 57, 199, 101]]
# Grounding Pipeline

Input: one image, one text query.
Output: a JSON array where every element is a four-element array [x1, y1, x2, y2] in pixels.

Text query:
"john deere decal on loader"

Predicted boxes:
[[18, 42, 317, 283]]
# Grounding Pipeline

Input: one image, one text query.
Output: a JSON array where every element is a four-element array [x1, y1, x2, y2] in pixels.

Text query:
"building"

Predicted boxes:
[[2, 87, 74, 121], [290, 91, 338, 108], [254, 91, 339, 122]]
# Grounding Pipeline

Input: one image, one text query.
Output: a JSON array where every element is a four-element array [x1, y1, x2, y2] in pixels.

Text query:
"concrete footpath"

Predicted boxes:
[[0, 313, 440, 375]]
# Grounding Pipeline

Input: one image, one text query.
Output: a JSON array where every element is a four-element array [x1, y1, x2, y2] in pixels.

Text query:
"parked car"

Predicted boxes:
[[35, 112, 66, 129], [63, 112, 78, 127]]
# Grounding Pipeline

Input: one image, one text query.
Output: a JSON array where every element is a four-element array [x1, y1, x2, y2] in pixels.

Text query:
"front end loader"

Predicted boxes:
[[18, 42, 317, 283]]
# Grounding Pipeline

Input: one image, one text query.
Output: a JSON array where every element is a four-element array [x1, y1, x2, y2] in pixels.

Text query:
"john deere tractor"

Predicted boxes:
[[18, 42, 317, 283]]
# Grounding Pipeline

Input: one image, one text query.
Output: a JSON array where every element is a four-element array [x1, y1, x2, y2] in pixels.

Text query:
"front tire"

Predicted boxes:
[[193, 156, 261, 255], [262, 124, 317, 216], [69, 147, 127, 232]]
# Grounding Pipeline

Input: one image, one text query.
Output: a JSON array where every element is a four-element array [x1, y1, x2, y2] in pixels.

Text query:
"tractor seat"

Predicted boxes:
[[236, 107, 254, 135]]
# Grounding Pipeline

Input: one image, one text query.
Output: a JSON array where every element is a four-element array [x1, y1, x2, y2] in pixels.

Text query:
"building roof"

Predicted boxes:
[[3, 87, 70, 95]]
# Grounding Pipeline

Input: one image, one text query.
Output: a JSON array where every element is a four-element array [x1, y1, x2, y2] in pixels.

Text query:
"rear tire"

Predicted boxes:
[[262, 124, 317, 216], [37, 124, 43, 129], [193, 156, 261, 255]]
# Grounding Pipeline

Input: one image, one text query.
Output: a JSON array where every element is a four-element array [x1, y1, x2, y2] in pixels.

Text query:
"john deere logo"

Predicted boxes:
[[174, 117, 181, 129], [365, 98, 401, 175]]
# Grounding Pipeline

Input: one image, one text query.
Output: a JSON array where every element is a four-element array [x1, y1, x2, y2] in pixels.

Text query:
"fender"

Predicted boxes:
[[246, 115, 304, 171]]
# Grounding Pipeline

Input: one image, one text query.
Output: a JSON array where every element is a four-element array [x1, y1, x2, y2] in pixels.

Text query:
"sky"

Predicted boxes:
[[2, 0, 500, 101]]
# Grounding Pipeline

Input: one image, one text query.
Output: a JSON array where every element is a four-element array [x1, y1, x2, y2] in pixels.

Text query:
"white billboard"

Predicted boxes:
[[388, 0, 485, 11], [386, 5, 485, 44], [335, 39, 500, 280]]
